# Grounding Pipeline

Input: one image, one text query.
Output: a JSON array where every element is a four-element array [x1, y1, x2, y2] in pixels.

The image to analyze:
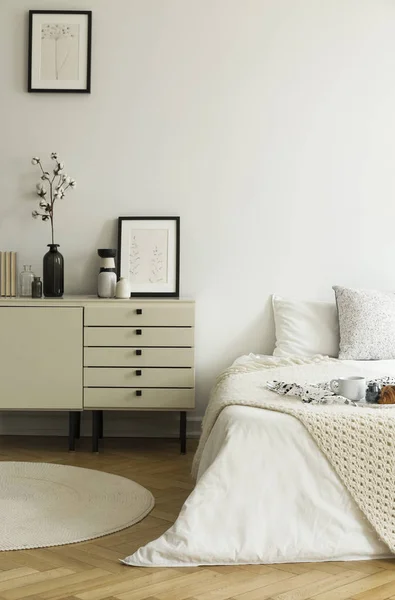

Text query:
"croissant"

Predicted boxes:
[[378, 385, 395, 404]]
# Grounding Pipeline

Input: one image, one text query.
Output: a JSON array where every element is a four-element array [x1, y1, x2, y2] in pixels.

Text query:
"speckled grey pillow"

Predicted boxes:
[[333, 286, 395, 360]]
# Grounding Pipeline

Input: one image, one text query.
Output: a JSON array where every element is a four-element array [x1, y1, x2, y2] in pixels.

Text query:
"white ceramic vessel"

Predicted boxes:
[[115, 277, 131, 299], [97, 249, 117, 298], [98, 271, 116, 298]]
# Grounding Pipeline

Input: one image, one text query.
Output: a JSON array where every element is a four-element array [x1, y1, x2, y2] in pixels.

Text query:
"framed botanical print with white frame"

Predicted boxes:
[[117, 217, 180, 298], [28, 10, 92, 93]]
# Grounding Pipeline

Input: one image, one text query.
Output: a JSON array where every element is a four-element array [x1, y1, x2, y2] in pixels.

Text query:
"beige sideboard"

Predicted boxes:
[[0, 296, 195, 452]]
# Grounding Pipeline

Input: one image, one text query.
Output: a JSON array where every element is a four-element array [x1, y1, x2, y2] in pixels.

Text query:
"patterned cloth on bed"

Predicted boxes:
[[265, 377, 395, 405]]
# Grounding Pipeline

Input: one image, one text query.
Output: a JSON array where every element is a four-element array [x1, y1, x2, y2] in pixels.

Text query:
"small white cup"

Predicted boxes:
[[330, 376, 366, 401]]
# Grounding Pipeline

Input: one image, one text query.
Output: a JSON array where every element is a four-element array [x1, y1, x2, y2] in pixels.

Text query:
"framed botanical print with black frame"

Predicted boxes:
[[28, 10, 92, 93], [117, 217, 180, 298]]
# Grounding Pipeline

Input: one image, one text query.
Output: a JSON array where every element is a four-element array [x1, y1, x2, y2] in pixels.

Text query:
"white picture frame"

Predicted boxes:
[[117, 217, 180, 298], [28, 10, 92, 93]]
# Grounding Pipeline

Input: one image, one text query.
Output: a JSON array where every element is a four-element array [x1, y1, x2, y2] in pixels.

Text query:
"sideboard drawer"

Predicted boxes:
[[84, 347, 194, 367], [84, 388, 195, 409], [84, 327, 194, 347], [84, 367, 194, 388], [85, 303, 194, 327]]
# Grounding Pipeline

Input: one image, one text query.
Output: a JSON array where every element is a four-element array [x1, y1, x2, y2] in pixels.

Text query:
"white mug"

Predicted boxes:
[[330, 376, 366, 401]]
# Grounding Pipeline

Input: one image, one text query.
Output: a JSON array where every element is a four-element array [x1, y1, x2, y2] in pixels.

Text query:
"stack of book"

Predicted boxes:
[[0, 252, 17, 297]]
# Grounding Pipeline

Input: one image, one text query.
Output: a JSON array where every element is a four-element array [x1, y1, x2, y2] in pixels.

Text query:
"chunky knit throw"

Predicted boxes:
[[192, 355, 395, 553]]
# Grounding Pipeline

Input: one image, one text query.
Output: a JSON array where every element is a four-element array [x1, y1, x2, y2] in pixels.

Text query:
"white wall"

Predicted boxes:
[[1, 0, 395, 435]]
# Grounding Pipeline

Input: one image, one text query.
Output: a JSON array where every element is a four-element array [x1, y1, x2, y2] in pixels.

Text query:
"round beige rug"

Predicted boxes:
[[0, 462, 154, 551]]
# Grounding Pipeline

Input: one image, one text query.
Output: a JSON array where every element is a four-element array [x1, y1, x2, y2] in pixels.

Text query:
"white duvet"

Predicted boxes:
[[123, 355, 395, 567]]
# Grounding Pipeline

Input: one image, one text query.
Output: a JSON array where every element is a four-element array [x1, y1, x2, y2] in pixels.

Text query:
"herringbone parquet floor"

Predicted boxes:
[[0, 436, 394, 600]]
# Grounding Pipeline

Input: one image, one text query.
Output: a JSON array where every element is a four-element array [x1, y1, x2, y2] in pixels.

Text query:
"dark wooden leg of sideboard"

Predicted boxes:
[[92, 411, 100, 453], [180, 411, 187, 455], [98, 410, 103, 439], [75, 412, 81, 439], [68, 412, 77, 451]]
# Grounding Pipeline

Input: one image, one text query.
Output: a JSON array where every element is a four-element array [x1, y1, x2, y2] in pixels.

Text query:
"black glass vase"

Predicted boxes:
[[43, 244, 64, 298]]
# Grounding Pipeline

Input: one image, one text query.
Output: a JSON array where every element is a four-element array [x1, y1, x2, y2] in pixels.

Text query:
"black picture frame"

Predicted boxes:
[[117, 216, 180, 298], [28, 10, 92, 93]]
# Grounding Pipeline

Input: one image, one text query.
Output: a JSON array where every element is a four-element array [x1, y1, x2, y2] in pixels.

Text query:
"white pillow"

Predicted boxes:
[[272, 294, 339, 357]]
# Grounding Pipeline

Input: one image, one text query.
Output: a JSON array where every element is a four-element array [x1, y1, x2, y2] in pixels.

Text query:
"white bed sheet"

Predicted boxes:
[[124, 356, 395, 567]]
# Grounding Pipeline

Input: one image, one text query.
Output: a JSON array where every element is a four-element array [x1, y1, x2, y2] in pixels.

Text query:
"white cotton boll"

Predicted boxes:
[[39, 200, 47, 208], [51, 152, 58, 160], [31, 157, 40, 165], [70, 179, 76, 188], [32, 210, 39, 219]]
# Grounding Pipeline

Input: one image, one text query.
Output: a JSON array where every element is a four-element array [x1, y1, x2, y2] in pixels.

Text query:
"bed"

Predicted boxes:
[[123, 353, 395, 567]]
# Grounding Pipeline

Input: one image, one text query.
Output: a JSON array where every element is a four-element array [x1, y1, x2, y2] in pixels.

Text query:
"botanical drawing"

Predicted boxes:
[[126, 229, 168, 285], [40, 23, 80, 81], [129, 236, 141, 280], [149, 245, 164, 283]]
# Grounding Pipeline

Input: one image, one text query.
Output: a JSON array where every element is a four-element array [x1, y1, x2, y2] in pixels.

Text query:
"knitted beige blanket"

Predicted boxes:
[[192, 355, 395, 553]]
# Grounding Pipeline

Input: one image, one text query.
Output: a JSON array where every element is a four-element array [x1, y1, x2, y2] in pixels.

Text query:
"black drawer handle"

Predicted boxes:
[[136, 370, 142, 376], [136, 349, 142, 356], [136, 329, 142, 335], [136, 390, 142, 397], [136, 308, 143, 315]]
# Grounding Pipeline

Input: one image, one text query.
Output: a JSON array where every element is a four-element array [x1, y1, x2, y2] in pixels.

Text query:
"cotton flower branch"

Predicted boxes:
[[31, 153, 76, 245]]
